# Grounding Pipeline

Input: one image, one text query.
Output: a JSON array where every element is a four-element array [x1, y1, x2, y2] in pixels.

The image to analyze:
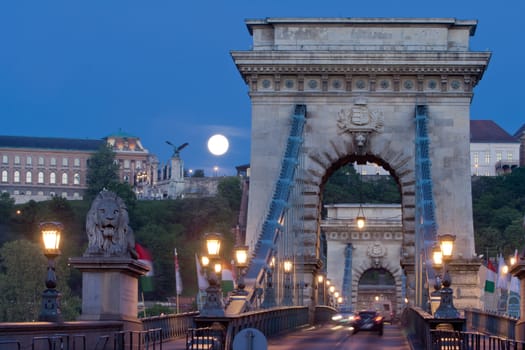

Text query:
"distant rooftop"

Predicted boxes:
[[0, 135, 103, 151], [470, 120, 518, 143]]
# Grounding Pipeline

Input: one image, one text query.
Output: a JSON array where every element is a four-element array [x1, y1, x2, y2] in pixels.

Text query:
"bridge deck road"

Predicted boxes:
[[162, 323, 412, 350], [267, 323, 411, 350]]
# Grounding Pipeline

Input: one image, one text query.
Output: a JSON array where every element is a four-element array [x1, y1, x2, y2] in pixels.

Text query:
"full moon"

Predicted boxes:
[[207, 134, 229, 156]]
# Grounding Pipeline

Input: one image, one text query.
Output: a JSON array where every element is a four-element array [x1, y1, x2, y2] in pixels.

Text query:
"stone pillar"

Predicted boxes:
[[168, 156, 185, 198], [447, 259, 482, 312], [510, 260, 525, 341], [69, 257, 150, 331]]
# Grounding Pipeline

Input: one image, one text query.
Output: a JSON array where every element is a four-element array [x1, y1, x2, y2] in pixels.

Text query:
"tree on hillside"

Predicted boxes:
[[0, 240, 80, 321], [472, 168, 525, 257], [0, 192, 15, 224], [217, 176, 242, 212], [85, 143, 136, 206], [86, 143, 120, 200], [322, 164, 401, 205]]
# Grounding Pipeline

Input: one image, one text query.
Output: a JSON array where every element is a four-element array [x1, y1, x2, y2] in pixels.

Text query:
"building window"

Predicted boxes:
[[136, 160, 142, 169], [473, 152, 479, 165], [26, 156, 32, 165], [50, 172, 56, 184], [62, 173, 68, 185], [26, 171, 32, 183], [507, 152, 513, 161], [496, 152, 502, 161], [74, 173, 80, 185], [484, 153, 490, 164], [74, 158, 80, 167], [1, 170, 7, 182], [38, 172, 44, 184], [50, 157, 57, 166], [62, 158, 68, 167], [14, 156, 20, 165], [2, 155, 7, 164], [38, 157, 44, 166], [14, 171, 20, 183], [124, 159, 130, 169]]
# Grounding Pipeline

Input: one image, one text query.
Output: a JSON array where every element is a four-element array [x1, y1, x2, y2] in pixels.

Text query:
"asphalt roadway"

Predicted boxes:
[[163, 323, 412, 350]]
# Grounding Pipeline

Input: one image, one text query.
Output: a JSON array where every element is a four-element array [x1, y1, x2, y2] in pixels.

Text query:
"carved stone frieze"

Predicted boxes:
[[367, 241, 387, 268], [337, 103, 384, 155]]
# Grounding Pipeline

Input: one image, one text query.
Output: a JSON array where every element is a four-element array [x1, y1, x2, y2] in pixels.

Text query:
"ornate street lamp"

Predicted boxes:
[[234, 245, 249, 296], [201, 232, 225, 317], [282, 258, 294, 306], [356, 204, 366, 230], [39, 221, 63, 322], [433, 234, 459, 318]]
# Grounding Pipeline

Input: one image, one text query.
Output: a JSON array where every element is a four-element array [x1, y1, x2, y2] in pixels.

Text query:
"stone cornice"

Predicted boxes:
[[231, 51, 490, 83], [237, 64, 485, 75]]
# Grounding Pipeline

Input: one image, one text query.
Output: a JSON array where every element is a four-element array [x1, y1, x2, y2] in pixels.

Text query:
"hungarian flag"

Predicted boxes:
[[497, 254, 509, 290], [174, 248, 183, 296], [484, 259, 496, 293], [136, 243, 154, 292]]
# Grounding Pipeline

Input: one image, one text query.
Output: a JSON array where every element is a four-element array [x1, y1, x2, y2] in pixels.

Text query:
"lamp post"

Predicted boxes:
[[282, 258, 294, 306], [233, 245, 249, 296], [433, 234, 460, 319], [201, 232, 225, 317], [329, 285, 336, 307], [317, 275, 325, 306], [261, 255, 277, 309], [39, 221, 63, 322]]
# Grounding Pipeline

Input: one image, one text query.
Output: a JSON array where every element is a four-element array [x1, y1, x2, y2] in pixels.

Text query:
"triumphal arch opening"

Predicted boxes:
[[232, 18, 490, 312]]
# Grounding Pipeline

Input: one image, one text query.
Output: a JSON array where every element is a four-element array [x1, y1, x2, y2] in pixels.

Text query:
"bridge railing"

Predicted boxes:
[[430, 330, 525, 350], [401, 306, 434, 349], [223, 306, 309, 350], [141, 311, 199, 341], [465, 308, 518, 339], [0, 322, 163, 350]]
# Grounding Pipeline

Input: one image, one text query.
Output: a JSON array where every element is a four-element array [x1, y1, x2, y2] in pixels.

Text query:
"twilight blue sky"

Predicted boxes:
[[0, 1, 523, 175]]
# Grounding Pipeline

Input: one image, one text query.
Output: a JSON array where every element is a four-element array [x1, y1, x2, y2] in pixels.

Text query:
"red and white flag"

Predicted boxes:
[[136, 243, 154, 292], [174, 248, 183, 296]]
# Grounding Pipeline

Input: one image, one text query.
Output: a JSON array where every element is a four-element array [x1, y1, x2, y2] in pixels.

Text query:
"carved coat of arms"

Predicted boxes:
[[367, 241, 387, 268], [337, 104, 384, 154]]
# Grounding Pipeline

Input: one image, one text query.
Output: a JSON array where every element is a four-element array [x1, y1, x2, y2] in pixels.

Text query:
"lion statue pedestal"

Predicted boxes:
[[69, 257, 149, 329], [69, 190, 150, 331]]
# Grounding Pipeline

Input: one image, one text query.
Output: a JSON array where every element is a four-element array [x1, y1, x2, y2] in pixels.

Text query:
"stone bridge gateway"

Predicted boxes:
[[231, 18, 490, 311]]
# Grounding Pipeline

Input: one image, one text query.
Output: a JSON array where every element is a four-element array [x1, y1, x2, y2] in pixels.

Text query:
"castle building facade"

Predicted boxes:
[[0, 132, 157, 204]]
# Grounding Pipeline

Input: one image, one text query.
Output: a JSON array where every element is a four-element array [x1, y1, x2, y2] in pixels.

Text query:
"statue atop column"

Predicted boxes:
[[83, 190, 138, 259], [166, 141, 189, 158]]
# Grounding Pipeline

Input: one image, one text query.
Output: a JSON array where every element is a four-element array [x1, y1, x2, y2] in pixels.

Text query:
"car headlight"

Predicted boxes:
[[332, 314, 343, 321]]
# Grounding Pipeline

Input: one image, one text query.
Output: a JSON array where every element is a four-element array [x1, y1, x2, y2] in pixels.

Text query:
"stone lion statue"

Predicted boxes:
[[84, 190, 138, 259]]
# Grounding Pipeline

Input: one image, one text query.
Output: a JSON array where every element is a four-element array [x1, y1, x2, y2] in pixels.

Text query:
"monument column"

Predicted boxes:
[[510, 260, 525, 341], [69, 190, 150, 331], [69, 257, 149, 330]]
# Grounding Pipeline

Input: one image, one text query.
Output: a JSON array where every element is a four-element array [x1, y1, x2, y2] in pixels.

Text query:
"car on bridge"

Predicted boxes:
[[351, 310, 384, 336], [331, 306, 355, 325]]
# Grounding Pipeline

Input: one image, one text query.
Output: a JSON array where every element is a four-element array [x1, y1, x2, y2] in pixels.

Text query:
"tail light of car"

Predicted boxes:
[[374, 316, 383, 323], [354, 315, 361, 322]]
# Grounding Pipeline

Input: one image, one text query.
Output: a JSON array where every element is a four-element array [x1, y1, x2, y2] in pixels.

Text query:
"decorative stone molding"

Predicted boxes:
[[337, 103, 384, 155], [367, 241, 387, 268]]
